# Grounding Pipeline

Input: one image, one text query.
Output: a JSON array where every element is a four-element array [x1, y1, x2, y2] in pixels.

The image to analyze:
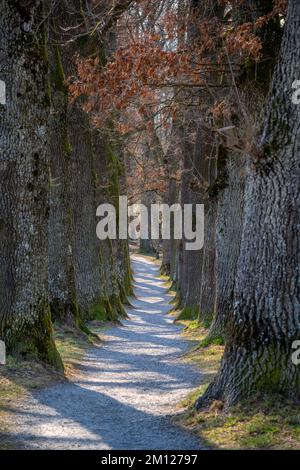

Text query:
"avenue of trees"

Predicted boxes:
[[0, 0, 299, 409], [0, 0, 132, 370]]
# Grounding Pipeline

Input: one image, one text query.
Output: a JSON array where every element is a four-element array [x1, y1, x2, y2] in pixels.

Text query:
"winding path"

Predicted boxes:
[[7, 255, 202, 450]]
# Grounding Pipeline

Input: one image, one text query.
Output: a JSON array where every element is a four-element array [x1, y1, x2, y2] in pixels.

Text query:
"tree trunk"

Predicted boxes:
[[181, 125, 204, 316], [180, 0, 222, 318], [197, 0, 300, 407], [177, 126, 193, 308], [0, 0, 62, 368], [48, 13, 81, 327], [100, 137, 131, 317], [197, 126, 218, 322], [199, 200, 217, 320]]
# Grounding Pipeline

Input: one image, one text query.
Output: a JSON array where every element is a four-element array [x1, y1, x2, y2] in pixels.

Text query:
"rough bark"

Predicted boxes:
[[181, 125, 204, 315], [0, 0, 62, 368], [209, 0, 282, 338], [140, 189, 156, 255], [177, 126, 192, 307], [161, 180, 181, 278], [209, 152, 245, 336], [199, 200, 217, 320], [99, 137, 131, 317], [48, 1, 130, 324], [197, 125, 218, 322], [47, 2, 104, 322], [161, 131, 182, 282]]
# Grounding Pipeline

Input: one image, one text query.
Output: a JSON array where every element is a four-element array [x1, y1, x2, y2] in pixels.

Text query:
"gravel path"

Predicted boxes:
[[6, 255, 203, 450]]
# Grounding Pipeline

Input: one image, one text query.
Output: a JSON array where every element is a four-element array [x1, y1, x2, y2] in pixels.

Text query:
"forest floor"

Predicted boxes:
[[0, 254, 203, 450], [1, 254, 299, 450]]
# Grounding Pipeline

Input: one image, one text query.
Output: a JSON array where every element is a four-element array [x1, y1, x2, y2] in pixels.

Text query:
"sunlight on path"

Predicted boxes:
[[5, 255, 203, 450]]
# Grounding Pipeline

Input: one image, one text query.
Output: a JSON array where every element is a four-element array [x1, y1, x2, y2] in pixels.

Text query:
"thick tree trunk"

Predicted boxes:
[[161, 137, 182, 281], [111, 150, 133, 303], [179, 0, 222, 318], [161, 182, 181, 278], [209, 153, 245, 335], [47, 5, 104, 322], [197, 0, 300, 407], [181, 126, 205, 315], [197, 126, 218, 322], [160, 122, 182, 279], [68, 103, 104, 315], [0, 1, 62, 368], [100, 137, 131, 317], [140, 189, 156, 254]]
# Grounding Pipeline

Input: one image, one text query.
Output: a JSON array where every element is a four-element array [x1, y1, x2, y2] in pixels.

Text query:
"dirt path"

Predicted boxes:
[[6, 255, 203, 450]]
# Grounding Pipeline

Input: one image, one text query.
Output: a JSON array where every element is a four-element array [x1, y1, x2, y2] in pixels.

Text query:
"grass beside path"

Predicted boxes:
[[0, 323, 103, 449], [175, 318, 300, 450]]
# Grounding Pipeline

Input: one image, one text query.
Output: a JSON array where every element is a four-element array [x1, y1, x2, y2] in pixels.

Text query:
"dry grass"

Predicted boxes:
[[0, 323, 102, 449], [175, 319, 300, 450]]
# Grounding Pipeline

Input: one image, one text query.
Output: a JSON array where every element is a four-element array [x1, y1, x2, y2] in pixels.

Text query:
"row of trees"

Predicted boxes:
[[72, 0, 300, 406], [0, 0, 132, 369], [0, 0, 299, 408]]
